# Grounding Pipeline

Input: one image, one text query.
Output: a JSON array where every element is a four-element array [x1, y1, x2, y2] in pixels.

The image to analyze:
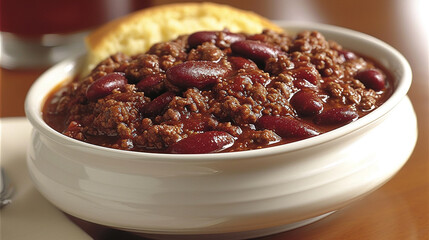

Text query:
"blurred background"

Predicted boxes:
[[0, 0, 150, 69]]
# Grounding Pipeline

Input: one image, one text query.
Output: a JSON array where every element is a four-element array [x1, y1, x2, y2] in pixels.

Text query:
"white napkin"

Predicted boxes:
[[0, 117, 91, 240]]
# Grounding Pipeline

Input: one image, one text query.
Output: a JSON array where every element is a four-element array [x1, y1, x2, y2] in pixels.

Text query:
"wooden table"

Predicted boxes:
[[1, 0, 428, 239]]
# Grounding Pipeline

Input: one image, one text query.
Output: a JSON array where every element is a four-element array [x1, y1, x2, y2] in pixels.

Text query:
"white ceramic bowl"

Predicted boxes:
[[25, 21, 416, 240]]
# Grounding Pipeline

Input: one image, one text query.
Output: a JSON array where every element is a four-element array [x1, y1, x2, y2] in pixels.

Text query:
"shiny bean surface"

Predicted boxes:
[[290, 90, 323, 117], [256, 115, 319, 138], [314, 107, 359, 125], [166, 61, 230, 89], [86, 73, 127, 101], [168, 131, 234, 154], [231, 40, 282, 65], [136, 74, 164, 95], [142, 91, 175, 116], [188, 31, 245, 48], [355, 69, 386, 91]]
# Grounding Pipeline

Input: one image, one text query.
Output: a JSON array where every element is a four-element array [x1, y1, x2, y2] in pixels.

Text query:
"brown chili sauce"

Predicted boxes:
[[43, 30, 393, 153]]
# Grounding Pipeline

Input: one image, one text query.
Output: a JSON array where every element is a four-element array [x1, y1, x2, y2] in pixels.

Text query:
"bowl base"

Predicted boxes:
[[136, 211, 334, 240]]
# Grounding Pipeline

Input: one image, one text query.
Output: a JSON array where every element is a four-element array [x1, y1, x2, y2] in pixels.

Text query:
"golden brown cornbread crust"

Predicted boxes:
[[84, 2, 283, 75]]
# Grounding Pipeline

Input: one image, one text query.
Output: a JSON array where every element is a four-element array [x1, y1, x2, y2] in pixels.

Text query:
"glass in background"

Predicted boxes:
[[0, 0, 151, 69]]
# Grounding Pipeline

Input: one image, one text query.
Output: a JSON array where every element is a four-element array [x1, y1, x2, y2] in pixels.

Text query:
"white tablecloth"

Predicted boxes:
[[0, 117, 91, 240]]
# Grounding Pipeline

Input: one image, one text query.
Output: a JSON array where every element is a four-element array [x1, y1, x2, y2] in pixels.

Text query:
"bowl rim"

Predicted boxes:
[[24, 21, 413, 162]]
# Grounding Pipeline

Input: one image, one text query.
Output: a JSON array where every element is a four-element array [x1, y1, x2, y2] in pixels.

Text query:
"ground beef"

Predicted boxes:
[[148, 37, 188, 70], [91, 53, 131, 79], [187, 42, 225, 62], [43, 29, 393, 153], [135, 123, 184, 149], [125, 54, 161, 82]]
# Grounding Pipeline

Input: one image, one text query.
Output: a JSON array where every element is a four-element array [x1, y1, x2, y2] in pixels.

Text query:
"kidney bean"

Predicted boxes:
[[183, 119, 208, 131], [142, 91, 175, 116], [256, 115, 319, 139], [314, 107, 359, 125], [231, 40, 282, 65], [223, 33, 246, 44], [166, 60, 229, 89], [290, 90, 323, 117], [291, 67, 320, 86], [355, 69, 386, 91], [188, 31, 245, 48], [228, 56, 258, 71], [337, 49, 357, 61], [182, 115, 211, 131], [168, 131, 234, 154], [86, 72, 127, 101], [136, 74, 165, 95]]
